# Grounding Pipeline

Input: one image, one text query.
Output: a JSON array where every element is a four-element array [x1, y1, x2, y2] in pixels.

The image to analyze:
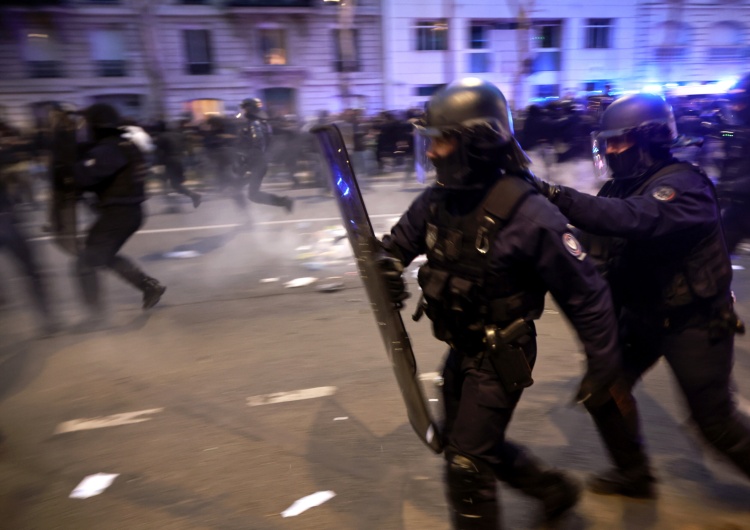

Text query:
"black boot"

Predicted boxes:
[[283, 196, 294, 214], [587, 467, 656, 499], [190, 192, 202, 209], [499, 450, 581, 521], [142, 278, 166, 310], [110, 256, 165, 310]]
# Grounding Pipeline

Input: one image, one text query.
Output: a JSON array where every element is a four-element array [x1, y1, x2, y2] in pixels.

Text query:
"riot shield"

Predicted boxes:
[[312, 124, 442, 454], [48, 108, 80, 256]]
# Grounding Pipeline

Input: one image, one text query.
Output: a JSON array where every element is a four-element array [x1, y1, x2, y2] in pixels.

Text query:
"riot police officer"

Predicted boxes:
[[536, 92, 750, 497], [378, 78, 622, 529], [717, 73, 750, 255], [236, 98, 293, 213], [74, 103, 165, 322]]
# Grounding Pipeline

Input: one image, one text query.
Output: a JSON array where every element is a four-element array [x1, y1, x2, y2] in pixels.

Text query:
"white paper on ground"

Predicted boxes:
[[70, 473, 119, 499], [281, 490, 336, 517], [284, 277, 318, 288]]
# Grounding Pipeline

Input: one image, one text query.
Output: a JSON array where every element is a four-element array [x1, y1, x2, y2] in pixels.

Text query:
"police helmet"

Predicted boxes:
[[591, 93, 678, 178], [416, 78, 530, 188], [240, 98, 268, 119], [420, 78, 514, 142], [597, 92, 678, 145]]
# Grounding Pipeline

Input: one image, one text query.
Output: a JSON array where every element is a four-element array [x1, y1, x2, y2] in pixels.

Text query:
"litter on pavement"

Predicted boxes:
[[284, 277, 318, 288], [70, 473, 119, 499], [281, 490, 336, 518]]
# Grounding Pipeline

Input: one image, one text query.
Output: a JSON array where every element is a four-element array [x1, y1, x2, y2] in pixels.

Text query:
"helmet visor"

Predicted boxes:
[[591, 132, 608, 178], [413, 129, 435, 184]]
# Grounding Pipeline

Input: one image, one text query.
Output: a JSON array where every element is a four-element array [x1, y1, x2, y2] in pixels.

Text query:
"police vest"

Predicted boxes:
[[589, 162, 731, 317], [417, 176, 543, 349]]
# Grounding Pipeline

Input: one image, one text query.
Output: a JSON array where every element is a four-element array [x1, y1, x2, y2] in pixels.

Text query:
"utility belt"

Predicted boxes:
[[628, 296, 745, 339], [414, 297, 535, 393]]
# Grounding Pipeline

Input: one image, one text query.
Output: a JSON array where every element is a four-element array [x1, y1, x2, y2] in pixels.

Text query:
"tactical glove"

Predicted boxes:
[[376, 253, 410, 309], [573, 371, 615, 408], [525, 172, 561, 202]]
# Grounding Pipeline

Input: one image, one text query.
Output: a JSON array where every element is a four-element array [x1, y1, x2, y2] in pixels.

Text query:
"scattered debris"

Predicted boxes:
[[163, 250, 201, 259], [284, 277, 318, 288], [281, 490, 336, 518], [317, 282, 345, 293], [70, 473, 119, 499]]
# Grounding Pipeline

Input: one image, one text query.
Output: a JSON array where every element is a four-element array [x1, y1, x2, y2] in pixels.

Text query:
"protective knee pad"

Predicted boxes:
[[698, 414, 750, 478], [445, 453, 499, 529]]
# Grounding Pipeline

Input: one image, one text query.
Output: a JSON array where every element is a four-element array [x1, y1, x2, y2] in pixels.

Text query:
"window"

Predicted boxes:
[[184, 29, 213, 75], [532, 22, 562, 72], [260, 29, 287, 65], [333, 29, 359, 72], [534, 84, 560, 98], [90, 29, 127, 77], [652, 21, 691, 61], [414, 84, 446, 97], [24, 30, 63, 78], [709, 21, 745, 59], [584, 18, 612, 49], [536, 23, 561, 49], [467, 24, 491, 73], [415, 20, 448, 51]]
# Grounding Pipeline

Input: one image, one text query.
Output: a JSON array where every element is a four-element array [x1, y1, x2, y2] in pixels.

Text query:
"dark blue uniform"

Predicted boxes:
[[717, 126, 750, 255], [383, 175, 621, 521], [553, 159, 750, 481]]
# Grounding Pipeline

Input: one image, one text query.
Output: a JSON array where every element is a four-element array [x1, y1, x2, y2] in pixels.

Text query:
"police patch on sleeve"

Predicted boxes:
[[652, 186, 676, 201], [562, 233, 586, 260]]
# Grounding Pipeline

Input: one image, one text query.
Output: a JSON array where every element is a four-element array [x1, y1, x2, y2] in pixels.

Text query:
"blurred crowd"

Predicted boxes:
[[0, 91, 742, 215]]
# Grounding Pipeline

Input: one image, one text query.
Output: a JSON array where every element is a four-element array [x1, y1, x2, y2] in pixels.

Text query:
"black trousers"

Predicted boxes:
[[587, 314, 750, 479], [722, 201, 750, 256], [162, 160, 197, 199], [244, 151, 286, 208], [0, 211, 50, 318], [77, 204, 152, 309], [442, 339, 558, 527]]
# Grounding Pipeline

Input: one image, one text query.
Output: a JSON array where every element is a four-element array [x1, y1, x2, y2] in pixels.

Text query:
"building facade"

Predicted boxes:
[[1, 0, 749, 129], [0, 0, 384, 128], [382, 0, 750, 110]]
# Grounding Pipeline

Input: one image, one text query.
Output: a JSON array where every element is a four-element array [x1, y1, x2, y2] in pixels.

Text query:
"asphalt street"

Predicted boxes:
[[1, 158, 750, 529]]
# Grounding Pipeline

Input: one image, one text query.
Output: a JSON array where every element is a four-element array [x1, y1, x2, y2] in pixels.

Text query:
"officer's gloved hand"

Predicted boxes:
[[573, 371, 614, 408], [524, 172, 561, 202], [376, 253, 410, 309]]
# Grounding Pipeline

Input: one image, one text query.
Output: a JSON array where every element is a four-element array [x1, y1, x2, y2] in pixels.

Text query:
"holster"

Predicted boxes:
[[484, 319, 534, 393]]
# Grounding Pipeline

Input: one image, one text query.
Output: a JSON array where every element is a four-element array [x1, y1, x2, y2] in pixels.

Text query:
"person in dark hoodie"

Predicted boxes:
[[73, 103, 165, 325]]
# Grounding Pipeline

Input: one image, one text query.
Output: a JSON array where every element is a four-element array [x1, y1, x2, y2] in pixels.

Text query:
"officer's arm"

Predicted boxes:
[[554, 176, 716, 240], [381, 188, 431, 266], [74, 143, 128, 189], [517, 198, 621, 387]]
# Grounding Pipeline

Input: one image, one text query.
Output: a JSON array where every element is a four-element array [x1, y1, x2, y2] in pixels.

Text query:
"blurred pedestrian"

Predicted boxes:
[[236, 98, 293, 213], [73, 103, 166, 326], [717, 73, 750, 255], [153, 120, 202, 209], [0, 129, 58, 336]]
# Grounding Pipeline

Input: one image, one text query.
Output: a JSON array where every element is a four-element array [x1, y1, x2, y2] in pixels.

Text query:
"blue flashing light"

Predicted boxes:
[[642, 84, 664, 95], [336, 176, 351, 197]]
